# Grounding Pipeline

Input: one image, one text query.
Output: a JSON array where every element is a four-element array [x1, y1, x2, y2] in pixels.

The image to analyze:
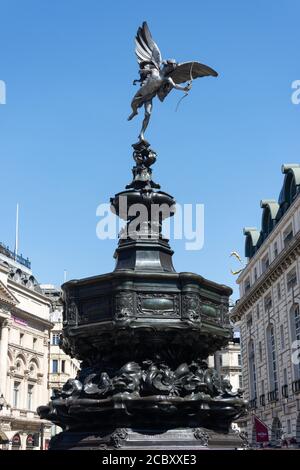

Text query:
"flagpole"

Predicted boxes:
[[15, 203, 19, 259]]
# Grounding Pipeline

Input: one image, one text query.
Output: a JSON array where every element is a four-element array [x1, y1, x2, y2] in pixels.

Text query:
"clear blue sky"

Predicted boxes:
[[0, 0, 299, 300]]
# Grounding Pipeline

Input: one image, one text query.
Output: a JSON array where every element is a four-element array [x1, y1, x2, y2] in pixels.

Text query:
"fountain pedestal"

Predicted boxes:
[[38, 143, 247, 449]]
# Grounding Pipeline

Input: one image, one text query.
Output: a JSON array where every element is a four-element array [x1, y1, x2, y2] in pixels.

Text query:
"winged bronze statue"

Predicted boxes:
[[128, 22, 218, 143]]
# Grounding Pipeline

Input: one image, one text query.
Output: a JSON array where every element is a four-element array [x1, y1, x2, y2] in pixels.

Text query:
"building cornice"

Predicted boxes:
[[8, 279, 52, 306], [231, 230, 300, 322]]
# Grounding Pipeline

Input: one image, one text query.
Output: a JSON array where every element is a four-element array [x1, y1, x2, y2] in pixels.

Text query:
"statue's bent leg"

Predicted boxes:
[[139, 100, 152, 141], [128, 107, 138, 121], [128, 95, 142, 121]]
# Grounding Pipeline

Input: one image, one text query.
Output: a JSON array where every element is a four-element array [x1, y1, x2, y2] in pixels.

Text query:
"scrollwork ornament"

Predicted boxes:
[[115, 293, 133, 320], [67, 301, 78, 325], [182, 294, 201, 323]]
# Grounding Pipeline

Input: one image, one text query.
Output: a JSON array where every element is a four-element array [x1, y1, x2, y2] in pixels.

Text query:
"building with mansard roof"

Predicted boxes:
[[231, 164, 300, 447]]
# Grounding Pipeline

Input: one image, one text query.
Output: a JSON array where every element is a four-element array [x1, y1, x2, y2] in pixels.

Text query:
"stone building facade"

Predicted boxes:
[[231, 164, 300, 446], [0, 245, 53, 449], [211, 334, 242, 393]]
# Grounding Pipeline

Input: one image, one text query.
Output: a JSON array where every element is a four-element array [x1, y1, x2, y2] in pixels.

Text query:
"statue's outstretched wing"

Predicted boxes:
[[135, 22, 162, 70], [157, 61, 218, 102], [170, 61, 218, 83]]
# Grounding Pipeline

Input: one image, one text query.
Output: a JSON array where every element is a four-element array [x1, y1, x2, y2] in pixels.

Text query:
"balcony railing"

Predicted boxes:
[[268, 389, 278, 403], [0, 242, 31, 269], [282, 384, 289, 398], [292, 379, 300, 394], [259, 394, 265, 406], [249, 398, 257, 409]]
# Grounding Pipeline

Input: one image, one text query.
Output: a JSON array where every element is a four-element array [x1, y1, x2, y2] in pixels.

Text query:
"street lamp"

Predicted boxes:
[[0, 394, 5, 411]]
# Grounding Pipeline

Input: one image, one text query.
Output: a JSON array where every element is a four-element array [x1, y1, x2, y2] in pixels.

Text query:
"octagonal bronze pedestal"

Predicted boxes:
[[38, 145, 247, 450]]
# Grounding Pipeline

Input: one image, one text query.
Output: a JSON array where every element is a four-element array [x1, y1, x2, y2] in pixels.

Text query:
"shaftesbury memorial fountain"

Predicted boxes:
[[38, 22, 247, 449]]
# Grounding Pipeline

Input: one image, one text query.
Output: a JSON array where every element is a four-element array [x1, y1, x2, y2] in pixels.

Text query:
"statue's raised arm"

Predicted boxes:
[[128, 22, 218, 144]]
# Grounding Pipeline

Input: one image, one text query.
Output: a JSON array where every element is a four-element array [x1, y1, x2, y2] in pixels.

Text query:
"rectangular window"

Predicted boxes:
[[238, 354, 241, 366], [273, 242, 278, 258], [270, 326, 278, 390], [244, 278, 251, 293], [259, 342, 263, 362], [52, 333, 60, 346], [261, 380, 265, 394], [287, 419, 291, 434], [19, 333, 24, 346], [283, 368, 288, 385], [280, 324, 285, 349], [287, 268, 297, 292], [33, 337, 37, 350], [13, 382, 20, 408], [262, 255, 270, 273], [256, 305, 260, 319], [61, 360, 66, 373], [254, 267, 258, 282], [239, 375, 243, 389], [249, 341, 257, 399], [27, 384, 34, 410], [277, 283, 281, 300], [264, 294, 272, 312], [52, 359, 58, 373], [246, 313, 253, 329], [283, 225, 293, 247]]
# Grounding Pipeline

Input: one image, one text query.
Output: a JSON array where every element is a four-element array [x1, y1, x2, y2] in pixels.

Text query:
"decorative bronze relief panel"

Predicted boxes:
[[137, 293, 180, 317]]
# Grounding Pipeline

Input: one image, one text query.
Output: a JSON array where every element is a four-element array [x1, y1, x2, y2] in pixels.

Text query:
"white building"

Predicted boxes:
[[0, 244, 52, 450], [211, 333, 242, 393], [231, 164, 300, 447]]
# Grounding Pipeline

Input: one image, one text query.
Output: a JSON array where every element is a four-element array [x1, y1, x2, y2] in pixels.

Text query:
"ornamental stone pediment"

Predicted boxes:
[[0, 280, 19, 306]]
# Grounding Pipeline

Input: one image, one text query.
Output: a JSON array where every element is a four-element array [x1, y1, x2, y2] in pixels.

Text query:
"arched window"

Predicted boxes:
[[266, 324, 278, 392], [271, 417, 282, 446], [248, 340, 257, 399], [13, 269, 22, 283], [26, 434, 34, 450], [11, 433, 21, 450], [28, 358, 39, 375], [290, 305, 300, 380], [29, 363, 36, 378], [15, 355, 26, 374]]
